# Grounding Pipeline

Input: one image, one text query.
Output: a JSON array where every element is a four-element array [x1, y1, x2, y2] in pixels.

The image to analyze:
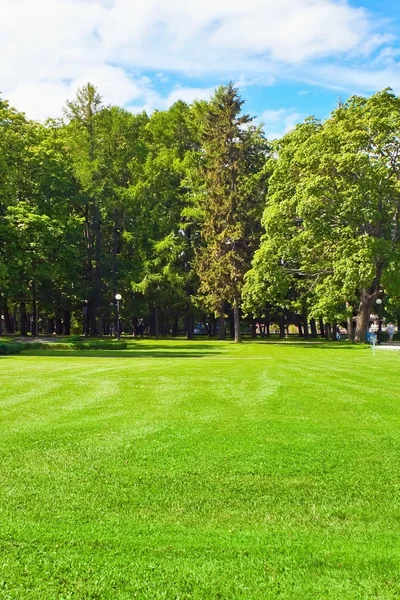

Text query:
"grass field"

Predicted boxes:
[[1, 339, 400, 599]]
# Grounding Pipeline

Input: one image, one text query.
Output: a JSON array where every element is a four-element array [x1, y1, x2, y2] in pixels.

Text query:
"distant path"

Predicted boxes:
[[375, 344, 400, 351], [13, 337, 63, 343]]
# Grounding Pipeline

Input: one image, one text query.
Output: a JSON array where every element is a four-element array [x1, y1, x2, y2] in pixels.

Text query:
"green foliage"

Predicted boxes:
[[244, 90, 400, 340], [2, 340, 400, 597], [22, 341, 127, 351], [3, 83, 400, 343], [194, 83, 269, 325], [0, 342, 23, 355]]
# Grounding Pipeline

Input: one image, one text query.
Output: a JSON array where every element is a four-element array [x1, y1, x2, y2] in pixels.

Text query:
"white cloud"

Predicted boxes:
[[129, 86, 215, 115], [0, 0, 396, 119], [260, 108, 303, 140], [308, 64, 400, 94]]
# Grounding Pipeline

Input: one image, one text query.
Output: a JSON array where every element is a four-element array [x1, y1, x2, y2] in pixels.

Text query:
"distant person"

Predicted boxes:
[[367, 325, 376, 344], [387, 323, 395, 343]]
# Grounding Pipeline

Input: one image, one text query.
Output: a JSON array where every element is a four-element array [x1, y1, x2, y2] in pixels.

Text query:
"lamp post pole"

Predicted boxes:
[[115, 294, 122, 340]]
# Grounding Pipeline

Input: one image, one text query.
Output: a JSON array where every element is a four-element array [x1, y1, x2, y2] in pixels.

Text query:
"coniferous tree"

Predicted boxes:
[[194, 83, 268, 342]]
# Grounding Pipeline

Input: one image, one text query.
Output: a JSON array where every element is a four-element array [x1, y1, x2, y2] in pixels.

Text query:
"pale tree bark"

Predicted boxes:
[[346, 302, 354, 342], [234, 303, 241, 343], [354, 263, 385, 343], [354, 289, 373, 343], [302, 311, 309, 339]]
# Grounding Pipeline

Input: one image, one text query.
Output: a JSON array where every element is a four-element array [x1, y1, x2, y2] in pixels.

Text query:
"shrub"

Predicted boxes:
[[22, 341, 128, 351], [381, 331, 400, 343], [0, 342, 24, 355], [72, 341, 127, 350], [69, 335, 82, 342]]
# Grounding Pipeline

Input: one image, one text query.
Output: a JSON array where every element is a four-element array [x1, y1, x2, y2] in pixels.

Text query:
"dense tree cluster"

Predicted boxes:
[[1, 83, 400, 342]]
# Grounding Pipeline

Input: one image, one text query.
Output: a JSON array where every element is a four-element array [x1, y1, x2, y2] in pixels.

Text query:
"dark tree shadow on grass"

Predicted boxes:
[[21, 349, 224, 359], [253, 341, 365, 350]]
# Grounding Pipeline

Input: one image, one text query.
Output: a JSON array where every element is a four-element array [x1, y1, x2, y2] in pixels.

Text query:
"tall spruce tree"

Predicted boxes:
[[195, 83, 268, 342]]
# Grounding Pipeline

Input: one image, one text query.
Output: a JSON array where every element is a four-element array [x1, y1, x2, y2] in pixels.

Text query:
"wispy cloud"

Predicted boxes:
[[0, 0, 396, 119], [259, 109, 303, 140]]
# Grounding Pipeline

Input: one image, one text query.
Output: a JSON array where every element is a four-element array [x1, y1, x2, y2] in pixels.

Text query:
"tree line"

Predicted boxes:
[[1, 83, 400, 342]]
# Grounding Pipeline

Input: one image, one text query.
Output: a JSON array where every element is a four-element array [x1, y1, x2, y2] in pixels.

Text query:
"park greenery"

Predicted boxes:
[[1, 83, 400, 343], [2, 340, 400, 598]]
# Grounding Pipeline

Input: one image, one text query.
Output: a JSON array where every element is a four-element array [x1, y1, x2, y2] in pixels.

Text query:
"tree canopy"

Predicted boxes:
[[1, 84, 400, 341]]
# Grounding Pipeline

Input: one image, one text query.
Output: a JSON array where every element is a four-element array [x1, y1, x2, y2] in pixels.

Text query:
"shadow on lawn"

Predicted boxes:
[[22, 348, 223, 359], [255, 341, 365, 350]]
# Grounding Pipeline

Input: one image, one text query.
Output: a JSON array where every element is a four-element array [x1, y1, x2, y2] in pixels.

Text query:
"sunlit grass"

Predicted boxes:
[[1, 339, 400, 598]]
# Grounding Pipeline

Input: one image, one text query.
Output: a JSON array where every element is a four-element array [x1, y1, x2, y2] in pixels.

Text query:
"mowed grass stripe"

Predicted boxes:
[[1, 339, 400, 599]]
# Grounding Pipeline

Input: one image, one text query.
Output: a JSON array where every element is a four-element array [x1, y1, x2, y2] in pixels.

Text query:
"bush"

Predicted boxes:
[[72, 341, 128, 350], [376, 331, 399, 343], [22, 341, 128, 351], [0, 342, 23, 355]]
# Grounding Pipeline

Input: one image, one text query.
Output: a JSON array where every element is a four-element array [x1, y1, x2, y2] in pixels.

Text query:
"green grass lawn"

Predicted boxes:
[[1, 339, 400, 599]]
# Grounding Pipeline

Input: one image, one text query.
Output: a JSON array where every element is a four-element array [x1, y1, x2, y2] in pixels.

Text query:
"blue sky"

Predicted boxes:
[[2, 0, 400, 138]]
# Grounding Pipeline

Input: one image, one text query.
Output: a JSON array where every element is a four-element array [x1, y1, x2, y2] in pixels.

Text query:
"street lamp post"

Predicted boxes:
[[115, 294, 122, 340], [376, 298, 383, 345]]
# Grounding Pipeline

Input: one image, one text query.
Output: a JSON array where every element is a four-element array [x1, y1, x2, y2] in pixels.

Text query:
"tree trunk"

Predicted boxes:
[[211, 317, 217, 337], [229, 312, 235, 339], [93, 204, 103, 337], [297, 315, 303, 337], [302, 311, 309, 339], [89, 298, 98, 336], [279, 314, 285, 338], [132, 317, 138, 338], [206, 319, 212, 337], [31, 283, 38, 337], [0, 295, 3, 337], [172, 316, 178, 337], [90, 301, 98, 336], [347, 316, 354, 342], [63, 310, 71, 336], [46, 318, 54, 335], [20, 302, 28, 336], [325, 323, 331, 340], [331, 320, 337, 341], [186, 315, 194, 340], [155, 304, 159, 339], [266, 321, 271, 338], [161, 317, 167, 337], [319, 318, 325, 338], [251, 320, 257, 339], [234, 304, 241, 343], [354, 290, 372, 343], [310, 318, 317, 338], [83, 305, 89, 336], [55, 314, 63, 336], [3, 300, 14, 334], [218, 315, 226, 340], [98, 315, 104, 337]]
